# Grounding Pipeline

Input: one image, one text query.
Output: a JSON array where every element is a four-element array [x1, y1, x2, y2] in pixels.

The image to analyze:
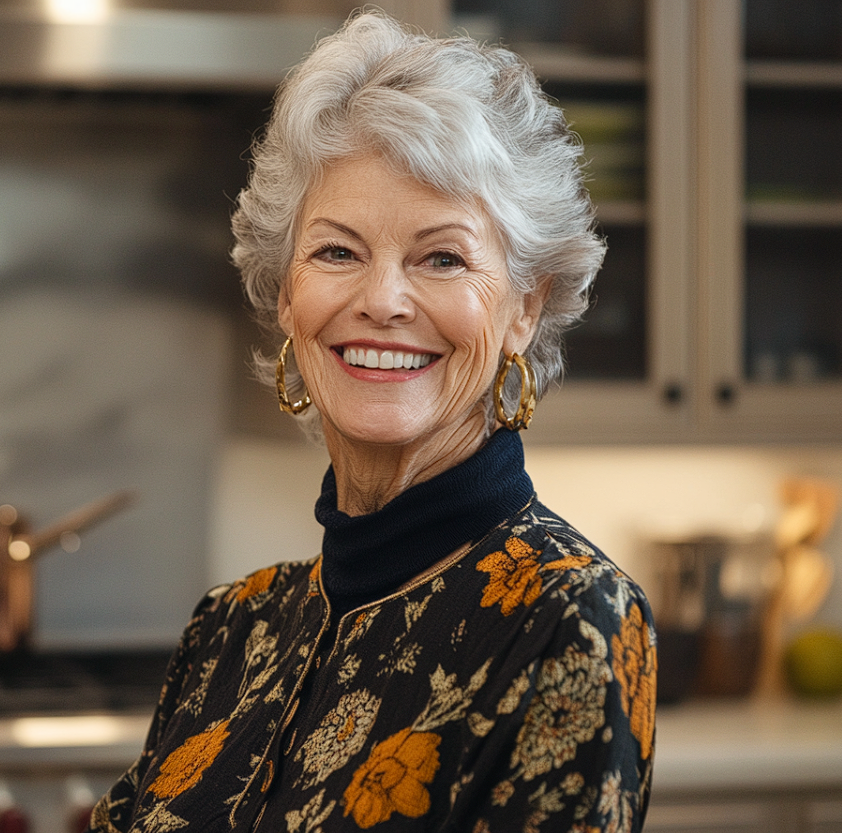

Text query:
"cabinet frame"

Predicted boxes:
[[696, 0, 842, 443], [521, 0, 697, 445]]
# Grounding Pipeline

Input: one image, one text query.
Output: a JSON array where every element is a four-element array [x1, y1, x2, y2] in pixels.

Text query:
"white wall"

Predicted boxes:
[[209, 440, 330, 585]]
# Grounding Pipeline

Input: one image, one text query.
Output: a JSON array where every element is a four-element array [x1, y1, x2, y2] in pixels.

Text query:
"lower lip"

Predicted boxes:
[[332, 350, 439, 382]]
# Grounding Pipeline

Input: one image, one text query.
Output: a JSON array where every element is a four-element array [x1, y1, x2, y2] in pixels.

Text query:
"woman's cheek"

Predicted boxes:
[[298, 330, 331, 392], [443, 333, 498, 405]]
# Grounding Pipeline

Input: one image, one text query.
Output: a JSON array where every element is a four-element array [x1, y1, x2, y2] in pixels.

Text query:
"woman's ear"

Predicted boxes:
[[503, 277, 551, 355], [277, 285, 293, 334]]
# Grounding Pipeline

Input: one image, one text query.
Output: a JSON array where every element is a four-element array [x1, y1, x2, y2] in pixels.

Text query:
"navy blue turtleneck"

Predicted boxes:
[[315, 428, 535, 615]]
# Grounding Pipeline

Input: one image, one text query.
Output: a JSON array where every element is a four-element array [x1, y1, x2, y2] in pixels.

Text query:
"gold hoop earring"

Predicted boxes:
[[494, 353, 536, 431], [276, 336, 312, 415]]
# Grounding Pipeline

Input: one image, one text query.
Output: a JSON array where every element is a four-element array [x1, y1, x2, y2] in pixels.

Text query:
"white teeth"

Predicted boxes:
[[341, 347, 433, 370]]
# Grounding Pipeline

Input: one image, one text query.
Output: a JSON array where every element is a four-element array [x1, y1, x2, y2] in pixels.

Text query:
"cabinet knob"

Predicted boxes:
[[715, 383, 737, 406], [662, 383, 684, 405]]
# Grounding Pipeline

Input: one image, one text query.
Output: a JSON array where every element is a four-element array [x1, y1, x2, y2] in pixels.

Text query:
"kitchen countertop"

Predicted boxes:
[[1, 699, 841, 791], [0, 712, 152, 769], [654, 697, 842, 792]]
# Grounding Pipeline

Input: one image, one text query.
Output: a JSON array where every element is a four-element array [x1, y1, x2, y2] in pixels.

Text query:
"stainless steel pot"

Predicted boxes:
[[0, 492, 135, 654], [650, 533, 775, 701]]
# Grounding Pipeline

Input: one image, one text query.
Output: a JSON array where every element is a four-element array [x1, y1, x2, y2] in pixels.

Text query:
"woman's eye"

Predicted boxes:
[[426, 251, 464, 269], [317, 245, 355, 262]]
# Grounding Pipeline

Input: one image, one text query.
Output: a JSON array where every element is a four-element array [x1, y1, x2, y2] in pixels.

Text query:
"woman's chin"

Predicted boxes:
[[320, 400, 489, 455], [321, 407, 432, 449]]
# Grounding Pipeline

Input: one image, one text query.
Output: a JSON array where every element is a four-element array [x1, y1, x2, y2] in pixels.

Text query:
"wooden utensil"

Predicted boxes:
[[755, 477, 839, 698]]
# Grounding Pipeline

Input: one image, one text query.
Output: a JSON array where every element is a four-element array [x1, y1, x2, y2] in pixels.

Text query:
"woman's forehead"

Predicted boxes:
[[299, 155, 496, 242]]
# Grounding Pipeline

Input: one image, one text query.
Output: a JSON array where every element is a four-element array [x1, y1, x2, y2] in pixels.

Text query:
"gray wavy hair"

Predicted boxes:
[[231, 9, 605, 438]]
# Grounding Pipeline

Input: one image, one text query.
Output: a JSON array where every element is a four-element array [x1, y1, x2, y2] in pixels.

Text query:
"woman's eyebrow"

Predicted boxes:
[[415, 223, 479, 241], [306, 219, 480, 243], [305, 218, 363, 240]]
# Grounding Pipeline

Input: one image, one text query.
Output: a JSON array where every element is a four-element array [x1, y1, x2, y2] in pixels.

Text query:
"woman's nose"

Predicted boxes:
[[352, 261, 415, 325]]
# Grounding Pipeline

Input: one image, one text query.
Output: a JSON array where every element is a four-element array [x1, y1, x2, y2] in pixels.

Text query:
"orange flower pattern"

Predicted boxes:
[[88, 502, 656, 833], [476, 536, 593, 616], [148, 719, 230, 799], [236, 566, 278, 603], [476, 536, 544, 615], [612, 604, 657, 760], [343, 727, 441, 828]]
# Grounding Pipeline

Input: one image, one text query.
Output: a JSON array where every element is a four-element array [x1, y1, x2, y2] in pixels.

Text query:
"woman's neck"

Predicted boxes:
[[315, 426, 535, 615], [323, 411, 490, 516]]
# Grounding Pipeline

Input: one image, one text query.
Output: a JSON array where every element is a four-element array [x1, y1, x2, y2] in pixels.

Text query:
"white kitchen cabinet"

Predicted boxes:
[[435, 0, 842, 445]]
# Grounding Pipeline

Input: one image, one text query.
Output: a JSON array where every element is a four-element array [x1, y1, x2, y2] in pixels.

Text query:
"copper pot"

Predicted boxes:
[[0, 491, 135, 653]]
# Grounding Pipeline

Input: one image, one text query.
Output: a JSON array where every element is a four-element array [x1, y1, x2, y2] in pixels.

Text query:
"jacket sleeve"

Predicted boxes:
[[456, 581, 657, 833], [84, 586, 229, 832]]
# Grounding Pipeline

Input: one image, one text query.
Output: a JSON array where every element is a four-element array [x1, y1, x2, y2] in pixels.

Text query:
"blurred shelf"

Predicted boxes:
[[595, 200, 645, 225], [746, 61, 842, 89], [513, 43, 645, 85], [746, 200, 842, 227]]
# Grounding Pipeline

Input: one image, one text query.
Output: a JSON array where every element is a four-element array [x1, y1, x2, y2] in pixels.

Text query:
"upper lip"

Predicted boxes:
[[333, 339, 441, 356]]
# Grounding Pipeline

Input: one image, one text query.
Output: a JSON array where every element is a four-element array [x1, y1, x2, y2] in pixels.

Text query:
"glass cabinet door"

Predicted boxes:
[[449, 0, 695, 444], [743, 0, 842, 390], [698, 0, 842, 442]]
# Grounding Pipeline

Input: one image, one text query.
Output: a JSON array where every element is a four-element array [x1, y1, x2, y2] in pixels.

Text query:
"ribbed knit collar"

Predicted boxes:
[[315, 429, 534, 615]]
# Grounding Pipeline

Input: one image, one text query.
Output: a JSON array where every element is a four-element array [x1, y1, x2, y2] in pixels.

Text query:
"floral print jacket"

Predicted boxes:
[[87, 498, 657, 832]]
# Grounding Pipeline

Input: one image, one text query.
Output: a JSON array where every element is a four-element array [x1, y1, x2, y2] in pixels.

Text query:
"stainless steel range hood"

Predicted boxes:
[[0, 0, 337, 649], [0, 0, 447, 652], [0, 1, 346, 91]]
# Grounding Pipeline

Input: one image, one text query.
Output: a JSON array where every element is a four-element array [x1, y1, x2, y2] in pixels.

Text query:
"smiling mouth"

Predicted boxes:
[[341, 346, 436, 371]]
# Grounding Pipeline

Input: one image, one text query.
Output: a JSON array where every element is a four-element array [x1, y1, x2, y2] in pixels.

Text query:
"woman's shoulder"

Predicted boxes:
[[475, 497, 652, 632], [158, 557, 323, 704], [187, 556, 322, 630], [493, 498, 644, 585]]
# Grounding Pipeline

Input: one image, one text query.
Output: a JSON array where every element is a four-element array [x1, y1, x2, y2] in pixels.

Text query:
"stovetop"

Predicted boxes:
[[0, 650, 172, 716]]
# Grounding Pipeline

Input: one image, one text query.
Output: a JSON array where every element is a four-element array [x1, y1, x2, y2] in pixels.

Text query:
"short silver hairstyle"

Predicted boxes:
[[232, 9, 605, 438]]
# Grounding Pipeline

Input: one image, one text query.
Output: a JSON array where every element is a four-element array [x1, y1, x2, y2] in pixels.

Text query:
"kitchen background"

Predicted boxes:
[[1, 0, 842, 830]]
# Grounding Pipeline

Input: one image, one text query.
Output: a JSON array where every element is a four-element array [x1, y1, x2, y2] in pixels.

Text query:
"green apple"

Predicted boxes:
[[784, 628, 842, 699]]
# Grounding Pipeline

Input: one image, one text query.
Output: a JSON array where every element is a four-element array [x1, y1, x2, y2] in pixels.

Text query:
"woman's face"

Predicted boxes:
[[279, 154, 542, 449]]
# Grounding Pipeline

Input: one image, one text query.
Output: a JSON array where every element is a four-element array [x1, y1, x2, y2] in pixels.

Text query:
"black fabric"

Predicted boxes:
[[87, 496, 657, 833], [316, 428, 534, 614]]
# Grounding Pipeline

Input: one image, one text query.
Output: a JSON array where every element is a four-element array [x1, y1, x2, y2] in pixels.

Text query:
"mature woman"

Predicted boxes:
[[88, 11, 656, 833]]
